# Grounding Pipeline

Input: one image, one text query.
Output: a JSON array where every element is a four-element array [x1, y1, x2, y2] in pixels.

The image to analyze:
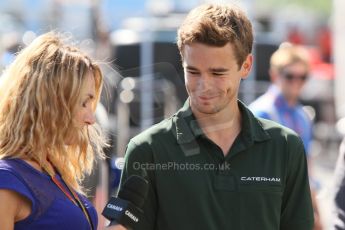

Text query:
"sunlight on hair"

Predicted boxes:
[[0, 31, 108, 194]]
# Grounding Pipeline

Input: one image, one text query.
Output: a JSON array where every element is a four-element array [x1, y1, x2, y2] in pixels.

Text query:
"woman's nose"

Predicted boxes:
[[85, 112, 96, 125]]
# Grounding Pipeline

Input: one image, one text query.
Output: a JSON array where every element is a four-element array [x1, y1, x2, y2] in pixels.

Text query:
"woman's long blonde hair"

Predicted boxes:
[[0, 32, 107, 193]]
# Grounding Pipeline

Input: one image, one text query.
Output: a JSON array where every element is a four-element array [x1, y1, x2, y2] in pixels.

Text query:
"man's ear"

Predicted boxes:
[[241, 54, 253, 79]]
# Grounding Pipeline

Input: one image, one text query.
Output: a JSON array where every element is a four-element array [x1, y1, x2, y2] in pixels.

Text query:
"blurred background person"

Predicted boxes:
[[0, 31, 119, 230], [249, 43, 322, 230], [249, 43, 312, 155]]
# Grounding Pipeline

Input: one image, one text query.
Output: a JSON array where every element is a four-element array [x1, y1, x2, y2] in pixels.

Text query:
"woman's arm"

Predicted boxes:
[[0, 189, 28, 230]]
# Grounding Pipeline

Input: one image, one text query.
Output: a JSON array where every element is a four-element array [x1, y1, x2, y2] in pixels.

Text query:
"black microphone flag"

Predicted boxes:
[[102, 175, 149, 229]]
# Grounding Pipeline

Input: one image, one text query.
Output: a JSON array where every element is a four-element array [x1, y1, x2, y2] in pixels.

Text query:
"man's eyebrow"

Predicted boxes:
[[209, 67, 229, 72], [185, 66, 229, 72], [185, 66, 199, 70]]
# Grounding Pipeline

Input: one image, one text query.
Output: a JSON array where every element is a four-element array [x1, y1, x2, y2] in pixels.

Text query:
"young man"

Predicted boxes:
[[120, 4, 314, 230]]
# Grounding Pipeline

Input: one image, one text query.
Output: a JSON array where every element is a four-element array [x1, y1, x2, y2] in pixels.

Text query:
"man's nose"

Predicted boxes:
[[197, 74, 213, 91]]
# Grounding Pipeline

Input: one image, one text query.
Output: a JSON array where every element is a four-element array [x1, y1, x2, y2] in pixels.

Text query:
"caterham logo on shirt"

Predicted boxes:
[[241, 177, 281, 182]]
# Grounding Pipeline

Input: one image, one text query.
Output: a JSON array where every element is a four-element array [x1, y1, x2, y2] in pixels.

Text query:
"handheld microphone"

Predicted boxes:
[[102, 175, 149, 230]]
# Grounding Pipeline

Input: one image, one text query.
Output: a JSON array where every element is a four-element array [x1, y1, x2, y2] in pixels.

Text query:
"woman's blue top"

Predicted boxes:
[[0, 158, 97, 230]]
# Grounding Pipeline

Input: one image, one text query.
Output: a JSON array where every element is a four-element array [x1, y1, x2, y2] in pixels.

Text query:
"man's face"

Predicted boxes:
[[182, 42, 252, 115], [277, 62, 309, 102]]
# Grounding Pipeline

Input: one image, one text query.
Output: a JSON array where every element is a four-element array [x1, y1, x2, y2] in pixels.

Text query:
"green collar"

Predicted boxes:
[[174, 98, 271, 149]]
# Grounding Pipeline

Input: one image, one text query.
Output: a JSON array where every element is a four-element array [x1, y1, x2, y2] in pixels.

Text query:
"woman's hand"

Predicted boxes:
[[105, 224, 127, 230]]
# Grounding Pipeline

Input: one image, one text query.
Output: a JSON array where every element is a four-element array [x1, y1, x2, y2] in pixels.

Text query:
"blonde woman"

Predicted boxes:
[[0, 32, 126, 230]]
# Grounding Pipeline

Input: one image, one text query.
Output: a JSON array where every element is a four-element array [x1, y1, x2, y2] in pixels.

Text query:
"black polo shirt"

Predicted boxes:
[[120, 99, 314, 230]]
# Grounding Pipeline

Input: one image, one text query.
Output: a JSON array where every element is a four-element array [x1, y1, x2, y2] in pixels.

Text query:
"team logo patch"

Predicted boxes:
[[240, 177, 281, 182]]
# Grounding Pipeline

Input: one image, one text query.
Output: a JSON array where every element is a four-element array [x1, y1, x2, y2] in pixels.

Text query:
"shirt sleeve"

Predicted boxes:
[[0, 169, 35, 206], [280, 136, 314, 230], [119, 140, 158, 230], [301, 110, 313, 156]]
